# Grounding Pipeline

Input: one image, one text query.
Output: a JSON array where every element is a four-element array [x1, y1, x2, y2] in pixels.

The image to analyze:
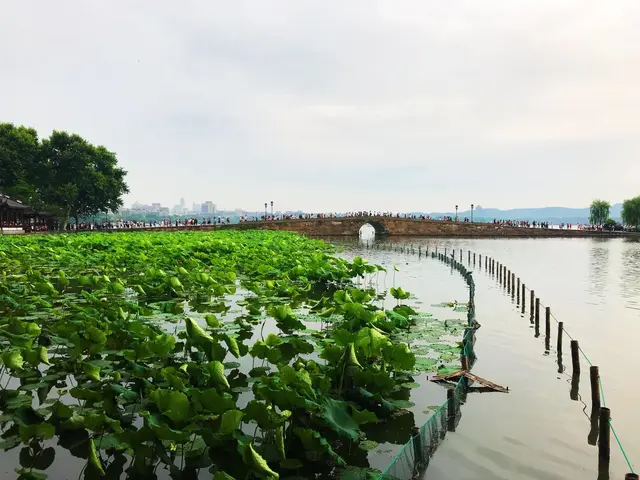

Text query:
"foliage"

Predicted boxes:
[[621, 195, 640, 228], [589, 199, 611, 226], [0, 123, 128, 226], [0, 230, 461, 479]]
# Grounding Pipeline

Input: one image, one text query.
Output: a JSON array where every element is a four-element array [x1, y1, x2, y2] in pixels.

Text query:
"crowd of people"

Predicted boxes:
[[64, 217, 235, 231], [1, 220, 51, 232]]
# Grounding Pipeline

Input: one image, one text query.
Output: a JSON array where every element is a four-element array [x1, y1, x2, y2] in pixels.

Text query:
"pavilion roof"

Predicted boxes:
[[0, 194, 36, 213]]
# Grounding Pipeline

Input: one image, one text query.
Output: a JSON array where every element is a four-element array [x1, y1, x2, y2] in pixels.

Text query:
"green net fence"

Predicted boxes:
[[378, 251, 478, 480]]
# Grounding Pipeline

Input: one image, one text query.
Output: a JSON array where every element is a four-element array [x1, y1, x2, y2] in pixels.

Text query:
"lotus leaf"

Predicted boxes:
[[150, 389, 190, 424], [321, 398, 359, 440], [240, 442, 279, 479]]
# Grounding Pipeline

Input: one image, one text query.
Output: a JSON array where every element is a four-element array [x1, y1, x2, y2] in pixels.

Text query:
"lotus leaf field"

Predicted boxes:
[[0, 231, 465, 479]]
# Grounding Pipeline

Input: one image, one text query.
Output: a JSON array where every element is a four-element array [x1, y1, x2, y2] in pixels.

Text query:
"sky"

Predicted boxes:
[[2, 1, 639, 213]]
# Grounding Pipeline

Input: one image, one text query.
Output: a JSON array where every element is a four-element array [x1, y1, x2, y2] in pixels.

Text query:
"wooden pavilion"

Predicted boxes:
[[0, 194, 53, 234]]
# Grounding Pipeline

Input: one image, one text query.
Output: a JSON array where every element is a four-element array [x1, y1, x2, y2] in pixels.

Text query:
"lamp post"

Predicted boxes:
[[270, 201, 274, 218], [264, 203, 268, 221], [471, 204, 474, 223], [455, 205, 458, 221]]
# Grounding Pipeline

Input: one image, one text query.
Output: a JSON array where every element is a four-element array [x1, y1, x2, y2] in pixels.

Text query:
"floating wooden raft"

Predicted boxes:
[[431, 369, 509, 393]]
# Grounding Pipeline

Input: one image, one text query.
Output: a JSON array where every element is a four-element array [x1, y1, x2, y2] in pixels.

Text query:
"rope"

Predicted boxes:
[[611, 420, 635, 473]]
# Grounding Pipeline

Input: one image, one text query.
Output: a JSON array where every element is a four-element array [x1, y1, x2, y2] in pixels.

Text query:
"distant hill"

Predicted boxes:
[[411, 204, 623, 224]]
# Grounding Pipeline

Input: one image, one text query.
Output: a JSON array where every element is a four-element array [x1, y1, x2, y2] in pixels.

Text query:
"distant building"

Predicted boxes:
[[202, 201, 217, 214]]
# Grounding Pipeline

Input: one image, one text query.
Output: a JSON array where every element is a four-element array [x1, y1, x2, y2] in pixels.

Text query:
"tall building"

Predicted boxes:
[[202, 201, 216, 214]]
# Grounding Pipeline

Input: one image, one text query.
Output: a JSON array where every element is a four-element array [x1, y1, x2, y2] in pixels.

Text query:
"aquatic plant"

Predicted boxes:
[[0, 231, 459, 479]]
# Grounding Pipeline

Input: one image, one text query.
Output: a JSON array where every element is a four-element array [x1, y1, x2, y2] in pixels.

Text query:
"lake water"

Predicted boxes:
[[337, 231, 639, 479]]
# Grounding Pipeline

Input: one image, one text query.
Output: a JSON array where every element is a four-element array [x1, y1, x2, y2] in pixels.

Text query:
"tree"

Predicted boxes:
[[39, 131, 129, 228], [0, 123, 40, 200], [621, 196, 640, 229], [589, 199, 610, 226]]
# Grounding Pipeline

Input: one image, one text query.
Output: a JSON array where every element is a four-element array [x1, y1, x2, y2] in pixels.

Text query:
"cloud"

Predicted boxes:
[[1, 1, 639, 212]]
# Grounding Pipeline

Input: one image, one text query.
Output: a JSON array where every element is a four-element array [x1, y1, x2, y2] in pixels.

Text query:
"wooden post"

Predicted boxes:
[[530, 290, 535, 315], [511, 273, 515, 298], [412, 426, 423, 467], [590, 366, 601, 411], [447, 388, 456, 432], [473, 252, 476, 264], [459, 249, 462, 262], [507, 270, 511, 291], [516, 278, 520, 302], [521, 283, 526, 314], [418, 245, 421, 257], [468, 250, 470, 263], [545, 306, 551, 339], [557, 321, 563, 354], [484, 256, 487, 269], [598, 407, 610, 474], [570, 340, 580, 375], [535, 298, 540, 326]]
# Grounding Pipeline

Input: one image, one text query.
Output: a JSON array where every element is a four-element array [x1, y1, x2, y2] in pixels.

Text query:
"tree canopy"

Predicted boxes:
[[621, 196, 640, 228], [589, 199, 610, 226], [0, 123, 128, 225]]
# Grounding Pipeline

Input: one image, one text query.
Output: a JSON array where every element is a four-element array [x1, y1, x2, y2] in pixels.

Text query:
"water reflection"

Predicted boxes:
[[588, 240, 610, 300], [620, 239, 640, 310]]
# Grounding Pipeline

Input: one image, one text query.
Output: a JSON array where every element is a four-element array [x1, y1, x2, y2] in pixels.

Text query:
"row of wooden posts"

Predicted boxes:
[[364, 240, 636, 479]]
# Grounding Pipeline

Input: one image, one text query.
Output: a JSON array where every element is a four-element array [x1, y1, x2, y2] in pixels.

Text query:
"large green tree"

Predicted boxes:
[[621, 196, 640, 229], [0, 123, 41, 204], [589, 199, 611, 226], [0, 123, 129, 228], [39, 131, 129, 226]]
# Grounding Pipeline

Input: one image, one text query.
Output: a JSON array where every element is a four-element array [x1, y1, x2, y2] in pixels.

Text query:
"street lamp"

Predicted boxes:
[[264, 203, 268, 220], [471, 204, 474, 223], [455, 205, 458, 221], [270, 201, 274, 218]]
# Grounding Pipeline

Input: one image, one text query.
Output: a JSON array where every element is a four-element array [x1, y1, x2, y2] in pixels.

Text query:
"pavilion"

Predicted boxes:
[[0, 194, 53, 234]]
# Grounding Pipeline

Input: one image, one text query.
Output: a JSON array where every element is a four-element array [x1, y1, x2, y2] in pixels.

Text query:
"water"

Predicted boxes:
[[338, 230, 639, 479]]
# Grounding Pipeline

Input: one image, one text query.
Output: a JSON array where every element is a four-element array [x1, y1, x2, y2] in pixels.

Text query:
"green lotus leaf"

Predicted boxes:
[[205, 361, 230, 389], [351, 406, 377, 425], [242, 400, 291, 429], [88, 438, 106, 476], [82, 362, 101, 382], [150, 389, 191, 423], [240, 442, 279, 479], [219, 409, 244, 435], [382, 343, 416, 371], [354, 327, 389, 358], [293, 427, 345, 465], [320, 397, 359, 440], [265, 333, 283, 347], [2, 349, 23, 370]]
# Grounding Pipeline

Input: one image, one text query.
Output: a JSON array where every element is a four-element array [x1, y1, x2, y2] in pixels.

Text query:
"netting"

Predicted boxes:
[[378, 250, 478, 480]]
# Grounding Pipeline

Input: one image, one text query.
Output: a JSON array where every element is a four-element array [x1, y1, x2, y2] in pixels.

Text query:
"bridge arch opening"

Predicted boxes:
[[358, 221, 388, 238]]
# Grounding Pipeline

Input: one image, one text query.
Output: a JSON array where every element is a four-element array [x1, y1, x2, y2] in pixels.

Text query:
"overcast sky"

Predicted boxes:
[[2, 1, 639, 213]]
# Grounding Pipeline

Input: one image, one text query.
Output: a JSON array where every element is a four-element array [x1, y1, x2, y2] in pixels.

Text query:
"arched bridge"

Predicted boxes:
[[145, 217, 614, 237]]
